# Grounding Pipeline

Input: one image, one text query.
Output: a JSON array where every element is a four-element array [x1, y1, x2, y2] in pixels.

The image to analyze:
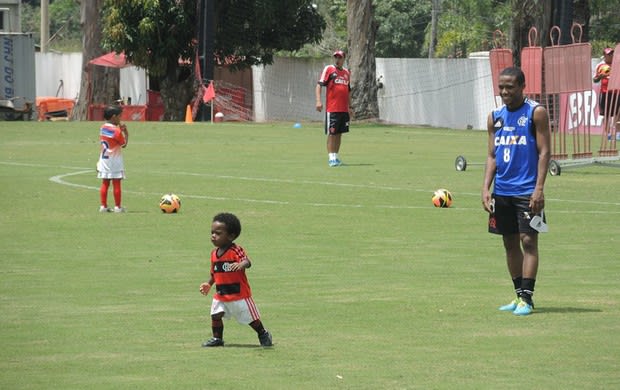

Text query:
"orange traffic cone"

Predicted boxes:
[[185, 105, 193, 123]]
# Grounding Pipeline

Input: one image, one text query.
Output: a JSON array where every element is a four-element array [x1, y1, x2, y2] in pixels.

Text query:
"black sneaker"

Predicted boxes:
[[202, 337, 224, 347], [258, 331, 272, 347]]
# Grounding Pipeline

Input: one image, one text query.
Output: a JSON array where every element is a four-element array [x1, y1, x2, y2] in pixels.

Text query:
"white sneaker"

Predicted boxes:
[[328, 159, 342, 167], [99, 206, 111, 213], [113, 206, 126, 213]]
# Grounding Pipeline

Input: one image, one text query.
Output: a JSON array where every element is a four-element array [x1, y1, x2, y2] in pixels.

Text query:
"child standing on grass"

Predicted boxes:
[[96, 105, 128, 213], [199, 212, 272, 347]]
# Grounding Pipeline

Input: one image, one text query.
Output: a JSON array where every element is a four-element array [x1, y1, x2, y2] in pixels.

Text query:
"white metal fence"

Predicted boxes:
[[34, 53, 603, 131]]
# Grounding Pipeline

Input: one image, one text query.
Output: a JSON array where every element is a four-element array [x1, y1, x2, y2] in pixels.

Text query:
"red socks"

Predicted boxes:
[[100, 179, 122, 208], [112, 179, 122, 207], [100, 179, 110, 207]]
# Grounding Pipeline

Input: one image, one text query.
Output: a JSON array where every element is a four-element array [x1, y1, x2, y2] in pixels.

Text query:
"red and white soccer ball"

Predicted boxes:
[[432, 189, 453, 208], [160, 193, 181, 213]]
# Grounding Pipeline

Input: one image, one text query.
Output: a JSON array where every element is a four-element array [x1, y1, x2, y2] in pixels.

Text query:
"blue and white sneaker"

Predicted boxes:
[[513, 298, 534, 316], [498, 298, 519, 312], [328, 159, 342, 167]]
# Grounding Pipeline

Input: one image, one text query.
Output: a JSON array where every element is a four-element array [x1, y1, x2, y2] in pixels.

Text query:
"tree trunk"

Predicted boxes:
[[510, 0, 554, 66], [429, 0, 440, 58], [556, 0, 574, 45], [573, 0, 590, 42], [159, 59, 195, 121], [540, 0, 554, 47], [347, 0, 379, 121], [74, 0, 119, 120]]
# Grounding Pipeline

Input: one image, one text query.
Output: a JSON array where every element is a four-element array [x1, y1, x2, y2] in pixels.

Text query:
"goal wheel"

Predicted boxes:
[[549, 160, 561, 176], [455, 155, 467, 171]]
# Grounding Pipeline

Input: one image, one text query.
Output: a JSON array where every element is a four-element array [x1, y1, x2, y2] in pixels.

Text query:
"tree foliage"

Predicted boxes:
[[102, 0, 203, 120], [20, 0, 619, 59], [434, 0, 511, 57], [290, 0, 346, 57], [213, 0, 325, 67], [101, 0, 324, 74], [100, 0, 324, 119], [374, 0, 431, 58], [102, 0, 198, 77], [20, 0, 81, 51], [589, 0, 620, 49]]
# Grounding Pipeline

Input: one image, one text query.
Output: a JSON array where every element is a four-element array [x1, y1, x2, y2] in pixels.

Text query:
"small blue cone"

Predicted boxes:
[[293, 122, 302, 129]]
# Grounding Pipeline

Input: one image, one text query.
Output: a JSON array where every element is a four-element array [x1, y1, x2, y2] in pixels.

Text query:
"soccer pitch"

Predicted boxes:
[[1, 121, 619, 389]]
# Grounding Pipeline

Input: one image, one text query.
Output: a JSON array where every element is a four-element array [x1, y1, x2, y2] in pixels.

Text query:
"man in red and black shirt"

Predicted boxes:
[[315, 50, 352, 167]]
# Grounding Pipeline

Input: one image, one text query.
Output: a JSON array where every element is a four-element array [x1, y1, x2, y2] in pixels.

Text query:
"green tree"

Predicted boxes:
[[48, 0, 81, 51], [312, 0, 431, 58], [213, 1, 325, 67], [297, 0, 346, 57], [20, 0, 81, 51], [20, 2, 39, 37], [434, 0, 511, 58], [102, 0, 324, 120], [375, 0, 431, 58], [589, 0, 620, 52]]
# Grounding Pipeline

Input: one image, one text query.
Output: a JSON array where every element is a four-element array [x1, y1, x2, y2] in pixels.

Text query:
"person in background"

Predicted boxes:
[[315, 50, 352, 167]]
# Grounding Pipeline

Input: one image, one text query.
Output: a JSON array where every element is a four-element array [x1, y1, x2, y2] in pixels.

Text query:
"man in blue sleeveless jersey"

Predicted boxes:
[[481, 67, 551, 316]]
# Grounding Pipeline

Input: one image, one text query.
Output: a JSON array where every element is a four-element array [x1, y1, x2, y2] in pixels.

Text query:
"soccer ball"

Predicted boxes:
[[160, 193, 181, 213], [600, 64, 611, 75], [432, 189, 453, 208]]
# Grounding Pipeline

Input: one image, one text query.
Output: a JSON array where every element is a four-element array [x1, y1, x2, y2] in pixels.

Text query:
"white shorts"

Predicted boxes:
[[97, 156, 125, 179], [210, 297, 261, 325]]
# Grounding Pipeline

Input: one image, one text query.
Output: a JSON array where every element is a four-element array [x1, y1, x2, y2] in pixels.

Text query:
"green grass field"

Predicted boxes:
[[1, 121, 619, 389]]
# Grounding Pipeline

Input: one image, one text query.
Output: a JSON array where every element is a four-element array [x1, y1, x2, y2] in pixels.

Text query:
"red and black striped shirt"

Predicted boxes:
[[210, 244, 253, 302]]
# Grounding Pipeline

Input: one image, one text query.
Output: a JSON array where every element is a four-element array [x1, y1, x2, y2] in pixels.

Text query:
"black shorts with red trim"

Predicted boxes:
[[325, 112, 350, 135]]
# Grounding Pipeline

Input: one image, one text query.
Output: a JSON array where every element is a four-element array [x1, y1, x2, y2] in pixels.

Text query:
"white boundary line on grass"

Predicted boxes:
[[1, 161, 619, 213], [47, 170, 432, 210], [157, 170, 620, 209]]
